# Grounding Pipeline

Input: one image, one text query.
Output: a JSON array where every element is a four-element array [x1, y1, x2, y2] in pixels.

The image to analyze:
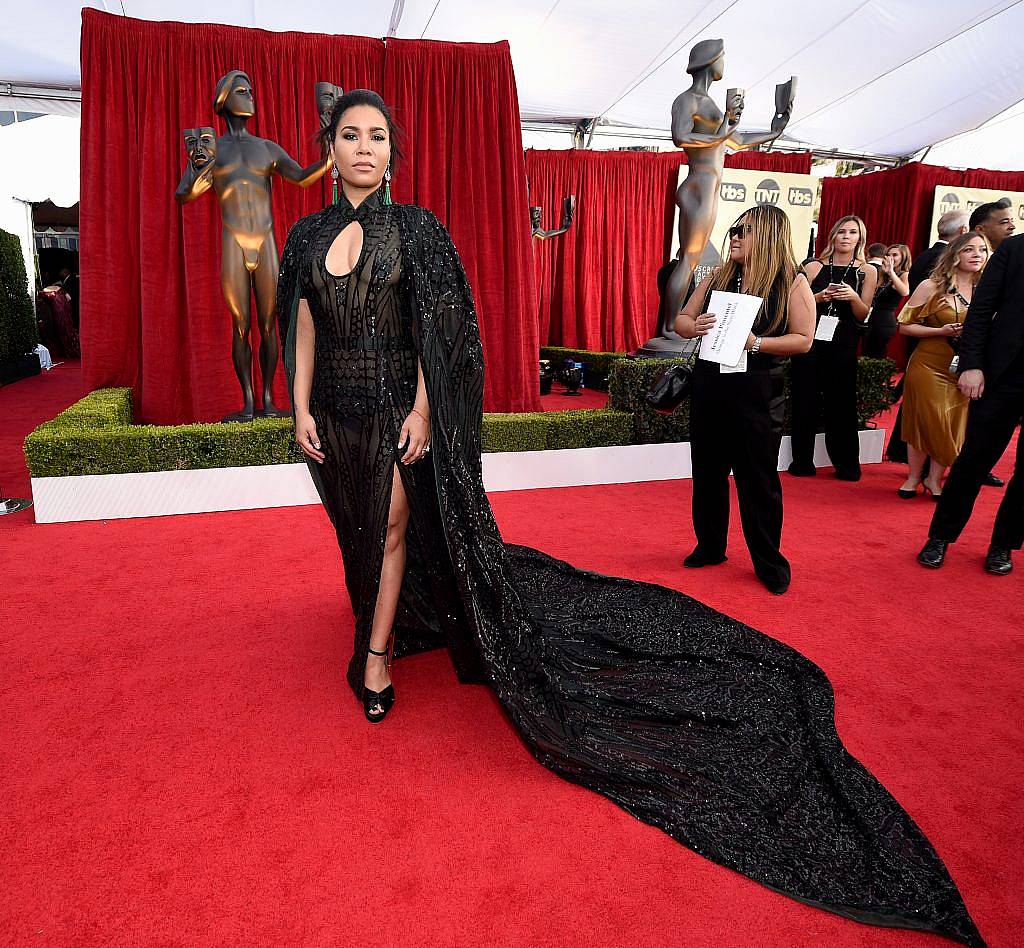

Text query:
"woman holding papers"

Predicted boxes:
[[675, 204, 815, 595], [788, 216, 878, 480]]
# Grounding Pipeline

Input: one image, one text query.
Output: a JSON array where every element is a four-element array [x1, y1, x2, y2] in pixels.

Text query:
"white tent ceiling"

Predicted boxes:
[[3, 1, 1024, 161]]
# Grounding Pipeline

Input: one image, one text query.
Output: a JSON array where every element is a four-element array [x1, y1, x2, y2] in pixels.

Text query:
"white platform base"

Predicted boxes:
[[30, 429, 885, 524]]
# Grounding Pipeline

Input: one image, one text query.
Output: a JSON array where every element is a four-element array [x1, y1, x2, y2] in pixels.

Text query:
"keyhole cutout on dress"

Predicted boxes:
[[325, 221, 364, 278]]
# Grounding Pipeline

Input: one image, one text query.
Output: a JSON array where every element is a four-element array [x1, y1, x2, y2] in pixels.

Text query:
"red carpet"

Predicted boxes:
[[1, 365, 1020, 946], [539, 385, 608, 410]]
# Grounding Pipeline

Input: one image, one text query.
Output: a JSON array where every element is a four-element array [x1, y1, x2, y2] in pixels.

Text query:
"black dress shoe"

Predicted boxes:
[[917, 539, 948, 568], [788, 462, 816, 477], [683, 549, 727, 568], [759, 576, 790, 595], [984, 545, 1013, 575], [897, 486, 919, 499], [984, 473, 1005, 488], [834, 469, 862, 482]]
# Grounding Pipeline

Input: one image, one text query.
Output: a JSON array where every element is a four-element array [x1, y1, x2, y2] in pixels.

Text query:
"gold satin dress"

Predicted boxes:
[[897, 295, 968, 467]]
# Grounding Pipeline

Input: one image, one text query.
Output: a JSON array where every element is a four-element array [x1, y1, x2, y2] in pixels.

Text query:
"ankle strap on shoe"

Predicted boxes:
[[367, 646, 389, 656]]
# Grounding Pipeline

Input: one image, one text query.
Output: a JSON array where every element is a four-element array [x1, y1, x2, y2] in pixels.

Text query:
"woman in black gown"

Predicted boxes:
[[278, 90, 982, 946], [864, 243, 911, 358]]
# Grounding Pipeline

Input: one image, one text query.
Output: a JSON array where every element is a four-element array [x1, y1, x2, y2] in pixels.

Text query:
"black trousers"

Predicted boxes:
[[929, 356, 1024, 548], [690, 363, 790, 584], [863, 317, 896, 359], [790, 339, 861, 477]]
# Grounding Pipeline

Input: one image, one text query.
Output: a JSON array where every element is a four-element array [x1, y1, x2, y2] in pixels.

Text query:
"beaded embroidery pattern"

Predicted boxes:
[[277, 193, 982, 947]]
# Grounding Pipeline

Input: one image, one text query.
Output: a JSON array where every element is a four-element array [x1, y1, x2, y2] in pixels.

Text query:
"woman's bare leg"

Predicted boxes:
[[365, 466, 409, 694], [902, 445, 927, 492], [924, 459, 947, 496]]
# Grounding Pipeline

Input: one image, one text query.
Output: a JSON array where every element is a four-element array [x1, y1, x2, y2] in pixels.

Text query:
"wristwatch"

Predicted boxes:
[[750, 336, 763, 354]]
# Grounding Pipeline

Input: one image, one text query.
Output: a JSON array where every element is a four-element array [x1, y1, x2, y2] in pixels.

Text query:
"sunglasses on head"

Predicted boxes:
[[728, 223, 752, 240]]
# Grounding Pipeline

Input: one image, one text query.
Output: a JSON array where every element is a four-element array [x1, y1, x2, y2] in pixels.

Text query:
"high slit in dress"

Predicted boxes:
[[278, 189, 984, 947]]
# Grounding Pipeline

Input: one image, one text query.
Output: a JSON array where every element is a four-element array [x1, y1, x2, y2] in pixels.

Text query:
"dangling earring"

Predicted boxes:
[[331, 163, 340, 205], [382, 166, 392, 206]]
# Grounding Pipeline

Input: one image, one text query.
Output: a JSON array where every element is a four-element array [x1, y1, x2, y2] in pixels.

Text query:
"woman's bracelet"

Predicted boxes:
[[410, 407, 429, 424]]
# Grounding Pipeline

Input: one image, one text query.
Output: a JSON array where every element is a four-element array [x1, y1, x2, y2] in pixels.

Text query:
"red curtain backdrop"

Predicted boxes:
[[80, 11, 538, 422], [526, 149, 813, 353], [385, 40, 537, 413], [817, 161, 1024, 257]]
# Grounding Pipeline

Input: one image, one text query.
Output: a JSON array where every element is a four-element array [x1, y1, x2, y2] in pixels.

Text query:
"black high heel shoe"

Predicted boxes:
[[897, 484, 920, 499], [363, 644, 395, 724]]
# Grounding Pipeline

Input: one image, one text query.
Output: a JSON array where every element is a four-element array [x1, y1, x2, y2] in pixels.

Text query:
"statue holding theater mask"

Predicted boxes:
[[639, 39, 797, 354], [175, 71, 333, 421]]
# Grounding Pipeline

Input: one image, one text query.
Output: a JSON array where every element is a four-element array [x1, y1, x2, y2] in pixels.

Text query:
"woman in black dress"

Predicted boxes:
[[675, 205, 815, 594], [864, 243, 911, 358], [789, 216, 878, 480], [278, 91, 982, 946]]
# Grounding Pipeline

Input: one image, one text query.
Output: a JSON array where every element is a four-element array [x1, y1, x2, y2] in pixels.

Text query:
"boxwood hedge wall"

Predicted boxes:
[[24, 356, 895, 477]]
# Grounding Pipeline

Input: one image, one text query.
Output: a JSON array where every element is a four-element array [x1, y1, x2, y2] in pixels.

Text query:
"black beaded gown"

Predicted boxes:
[[278, 189, 982, 947]]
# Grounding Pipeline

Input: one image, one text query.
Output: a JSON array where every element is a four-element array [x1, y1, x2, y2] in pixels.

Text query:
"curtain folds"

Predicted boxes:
[[80, 11, 538, 422], [526, 149, 813, 353], [817, 162, 1024, 257]]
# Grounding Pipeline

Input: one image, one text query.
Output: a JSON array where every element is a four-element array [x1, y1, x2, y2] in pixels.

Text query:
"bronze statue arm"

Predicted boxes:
[[726, 128, 785, 152], [671, 101, 734, 150], [174, 161, 213, 204], [673, 125, 735, 149], [270, 142, 332, 188]]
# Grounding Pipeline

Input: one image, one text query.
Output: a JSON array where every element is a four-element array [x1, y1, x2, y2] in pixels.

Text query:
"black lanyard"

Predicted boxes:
[[825, 254, 859, 319]]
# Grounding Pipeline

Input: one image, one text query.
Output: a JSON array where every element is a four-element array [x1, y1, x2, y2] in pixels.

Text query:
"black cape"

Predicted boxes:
[[277, 198, 983, 947]]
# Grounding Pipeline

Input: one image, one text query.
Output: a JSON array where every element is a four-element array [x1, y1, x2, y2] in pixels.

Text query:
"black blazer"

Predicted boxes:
[[908, 241, 946, 293], [959, 234, 1024, 384]]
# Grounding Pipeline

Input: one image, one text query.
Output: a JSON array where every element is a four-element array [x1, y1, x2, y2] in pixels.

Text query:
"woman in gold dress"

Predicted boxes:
[[896, 233, 988, 498]]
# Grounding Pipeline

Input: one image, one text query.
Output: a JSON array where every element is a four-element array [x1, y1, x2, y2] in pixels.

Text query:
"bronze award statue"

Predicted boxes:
[[315, 82, 345, 129], [176, 71, 332, 421], [639, 39, 796, 355], [531, 196, 577, 241]]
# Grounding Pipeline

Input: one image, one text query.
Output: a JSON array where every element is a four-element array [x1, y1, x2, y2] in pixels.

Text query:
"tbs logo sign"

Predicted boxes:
[[938, 192, 962, 215], [755, 178, 781, 205], [720, 182, 747, 202], [788, 187, 814, 206]]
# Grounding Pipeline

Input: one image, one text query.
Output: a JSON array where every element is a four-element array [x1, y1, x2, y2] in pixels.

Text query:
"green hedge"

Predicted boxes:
[[24, 357, 895, 477], [24, 388, 634, 477], [483, 409, 633, 453], [857, 357, 898, 427], [608, 357, 693, 444], [540, 346, 626, 391], [609, 355, 897, 444], [0, 228, 39, 366]]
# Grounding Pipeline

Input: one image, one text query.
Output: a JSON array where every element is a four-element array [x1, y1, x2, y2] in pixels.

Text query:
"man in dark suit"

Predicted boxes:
[[918, 233, 1024, 574], [969, 197, 1015, 250]]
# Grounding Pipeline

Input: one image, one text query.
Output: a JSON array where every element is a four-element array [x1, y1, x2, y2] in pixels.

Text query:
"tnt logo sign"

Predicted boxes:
[[720, 182, 747, 201], [788, 187, 814, 207], [755, 178, 780, 205], [938, 193, 962, 215]]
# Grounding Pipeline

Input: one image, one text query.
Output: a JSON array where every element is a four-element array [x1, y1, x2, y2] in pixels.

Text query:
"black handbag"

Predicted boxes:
[[646, 361, 694, 413]]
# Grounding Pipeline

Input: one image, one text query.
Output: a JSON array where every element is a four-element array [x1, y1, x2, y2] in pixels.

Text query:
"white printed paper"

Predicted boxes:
[[814, 314, 839, 342], [720, 351, 747, 374], [698, 291, 763, 367]]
